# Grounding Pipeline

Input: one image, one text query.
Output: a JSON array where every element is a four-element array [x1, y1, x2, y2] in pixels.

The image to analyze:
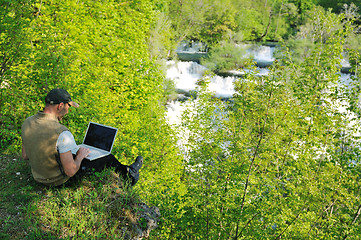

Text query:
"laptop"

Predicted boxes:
[[71, 122, 118, 161]]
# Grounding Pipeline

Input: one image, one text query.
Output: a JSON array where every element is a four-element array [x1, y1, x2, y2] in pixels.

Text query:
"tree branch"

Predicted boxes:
[[234, 84, 275, 239]]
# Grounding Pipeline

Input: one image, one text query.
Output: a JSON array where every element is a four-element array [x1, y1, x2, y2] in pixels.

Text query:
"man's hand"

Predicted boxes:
[[76, 147, 90, 160]]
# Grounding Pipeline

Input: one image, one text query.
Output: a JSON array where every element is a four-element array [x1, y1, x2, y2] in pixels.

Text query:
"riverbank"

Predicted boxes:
[[0, 153, 159, 239]]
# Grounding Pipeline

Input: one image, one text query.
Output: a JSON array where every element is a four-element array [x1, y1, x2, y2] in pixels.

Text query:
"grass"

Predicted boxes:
[[0, 153, 148, 239]]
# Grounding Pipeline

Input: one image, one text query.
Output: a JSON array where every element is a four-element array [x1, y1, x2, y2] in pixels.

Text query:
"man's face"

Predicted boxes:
[[57, 102, 70, 121]]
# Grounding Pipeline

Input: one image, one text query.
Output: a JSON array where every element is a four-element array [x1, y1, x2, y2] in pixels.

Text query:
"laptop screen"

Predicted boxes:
[[83, 122, 118, 152]]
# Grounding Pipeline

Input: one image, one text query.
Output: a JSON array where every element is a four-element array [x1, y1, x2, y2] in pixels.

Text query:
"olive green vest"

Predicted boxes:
[[21, 112, 70, 186]]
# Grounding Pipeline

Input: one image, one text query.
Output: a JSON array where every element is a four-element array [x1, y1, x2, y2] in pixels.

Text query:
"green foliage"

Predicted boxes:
[[200, 41, 248, 72], [0, 0, 36, 152], [268, 1, 300, 40], [165, 0, 320, 47], [279, 6, 352, 69], [318, 0, 361, 14], [0, 0, 179, 163], [0, 1, 186, 237], [234, 0, 273, 41], [148, 11, 173, 60], [148, 0, 357, 57], [161, 7, 361, 239], [199, 0, 238, 44], [133, 101, 187, 238], [178, 85, 234, 238], [289, 0, 318, 15], [3, 0, 361, 239]]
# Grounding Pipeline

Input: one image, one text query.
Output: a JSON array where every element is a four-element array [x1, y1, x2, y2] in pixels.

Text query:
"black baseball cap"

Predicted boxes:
[[45, 88, 79, 107]]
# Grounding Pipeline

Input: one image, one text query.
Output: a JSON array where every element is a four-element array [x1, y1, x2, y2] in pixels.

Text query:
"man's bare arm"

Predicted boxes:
[[59, 147, 89, 177]]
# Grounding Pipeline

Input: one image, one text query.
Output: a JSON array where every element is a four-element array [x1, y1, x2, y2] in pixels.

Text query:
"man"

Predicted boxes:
[[21, 88, 142, 187]]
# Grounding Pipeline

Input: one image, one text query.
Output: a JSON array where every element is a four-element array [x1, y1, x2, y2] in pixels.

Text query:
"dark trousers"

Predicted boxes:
[[67, 154, 129, 185]]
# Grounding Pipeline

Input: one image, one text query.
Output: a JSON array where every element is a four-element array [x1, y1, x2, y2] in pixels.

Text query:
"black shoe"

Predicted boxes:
[[129, 156, 143, 172], [128, 156, 143, 186], [130, 171, 139, 186]]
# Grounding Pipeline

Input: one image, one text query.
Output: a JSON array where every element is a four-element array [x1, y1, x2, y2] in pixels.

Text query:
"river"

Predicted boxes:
[[164, 45, 360, 157]]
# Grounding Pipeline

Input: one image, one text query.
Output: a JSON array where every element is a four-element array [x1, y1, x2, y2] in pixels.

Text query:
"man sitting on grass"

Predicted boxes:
[[21, 88, 142, 187]]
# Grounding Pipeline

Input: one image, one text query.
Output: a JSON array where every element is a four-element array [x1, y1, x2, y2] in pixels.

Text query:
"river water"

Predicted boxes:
[[164, 45, 360, 157], [166, 46, 351, 120]]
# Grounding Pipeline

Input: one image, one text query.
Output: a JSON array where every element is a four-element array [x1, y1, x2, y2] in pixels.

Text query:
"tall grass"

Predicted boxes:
[[0, 154, 149, 239]]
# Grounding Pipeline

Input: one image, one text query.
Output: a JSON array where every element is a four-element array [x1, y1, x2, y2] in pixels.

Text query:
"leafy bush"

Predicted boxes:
[[200, 41, 248, 72]]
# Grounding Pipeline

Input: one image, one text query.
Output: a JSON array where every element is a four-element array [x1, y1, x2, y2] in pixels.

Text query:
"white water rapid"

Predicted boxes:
[[165, 45, 275, 126]]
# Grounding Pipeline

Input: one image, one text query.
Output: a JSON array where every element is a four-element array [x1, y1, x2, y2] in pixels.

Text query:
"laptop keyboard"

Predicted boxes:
[[88, 148, 104, 159], [71, 145, 108, 160]]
